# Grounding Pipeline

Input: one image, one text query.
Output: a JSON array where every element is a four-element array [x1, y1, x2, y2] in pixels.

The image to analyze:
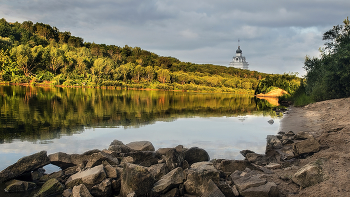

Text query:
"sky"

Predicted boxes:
[[1, 0, 349, 76]]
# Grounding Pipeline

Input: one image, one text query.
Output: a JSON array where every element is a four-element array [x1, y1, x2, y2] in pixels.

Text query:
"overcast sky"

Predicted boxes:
[[1, 0, 349, 76]]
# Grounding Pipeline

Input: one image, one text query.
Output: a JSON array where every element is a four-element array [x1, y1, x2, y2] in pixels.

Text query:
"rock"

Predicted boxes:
[[285, 131, 295, 136], [0, 151, 50, 183], [121, 156, 134, 164], [85, 152, 119, 168], [294, 131, 313, 140], [31, 168, 45, 181], [126, 141, 155, 151], [127, 192, 137, 197], [245, 153, 266, 165], [232, 185, 240, 196], [40, 170, 64, 182], [103, 161, 118, 178], [62, 189, 72, 197], [216, 160, 259, 173], [277, 131, 285, 135], [108, 145, 132, 153], [126, 151, 160, 167], [267, 119, 274, 124], [240, 150, 255, 157], [164, 148, 185, 171], [90, 178, 112, 197], [162, 188, 179, 197], [265, 163, 281, 170], [152, 167, 186, 194], [184, 162, 220, 196], [240, 182, 279, 197], [175, 145, 186, 152], [216, 181, 237, 197], [49, 152, 75, 170], [120, 163, 155, 196], [201, 179, 225, 197], [293, 137, 320, 156], [148, 163, 169, 181], [110, 139, 125, 146], [72, 184, 93, 197], [183, 147, 210, 165], [266, 135, 283, 151], [65, 164, 106, 189], [282, 135, 294, 141], [4, 180, 36, 193], [70, 154, 91, 169], [233, 174, 267, 193], [34, 178, 65, 197], [156, 148, 174, 155], [292, 162, 324, 188], [82, 149, 101, 155]]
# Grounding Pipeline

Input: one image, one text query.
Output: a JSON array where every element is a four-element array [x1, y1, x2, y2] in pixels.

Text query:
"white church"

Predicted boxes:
[[229, 43, 249, 70]]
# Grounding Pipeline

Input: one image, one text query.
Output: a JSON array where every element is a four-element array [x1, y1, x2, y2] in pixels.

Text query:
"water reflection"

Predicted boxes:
[[0, 85, 280, 171]]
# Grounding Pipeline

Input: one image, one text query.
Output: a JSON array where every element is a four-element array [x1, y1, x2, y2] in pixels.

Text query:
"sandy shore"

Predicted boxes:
[[274, 97, 350, 196]]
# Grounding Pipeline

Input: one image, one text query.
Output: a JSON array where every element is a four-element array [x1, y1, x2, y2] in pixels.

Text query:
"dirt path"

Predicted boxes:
[[274, 97, 350, 196]]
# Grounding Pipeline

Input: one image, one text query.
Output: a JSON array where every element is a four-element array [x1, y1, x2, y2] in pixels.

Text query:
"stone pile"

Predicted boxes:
[[0, 131, 325, 196]]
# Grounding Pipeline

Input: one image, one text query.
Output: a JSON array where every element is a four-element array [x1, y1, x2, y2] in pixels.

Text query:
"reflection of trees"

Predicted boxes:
[[0, 85, 273, 142]]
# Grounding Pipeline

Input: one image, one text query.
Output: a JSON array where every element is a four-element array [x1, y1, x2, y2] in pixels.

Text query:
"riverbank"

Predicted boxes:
[[273, 97, 350, 196]]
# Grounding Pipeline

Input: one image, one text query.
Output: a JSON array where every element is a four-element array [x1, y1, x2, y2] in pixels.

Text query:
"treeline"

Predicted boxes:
[[255, 73, 300, 95], [302, 17, 350, 101], [0, 18, 275, 93]]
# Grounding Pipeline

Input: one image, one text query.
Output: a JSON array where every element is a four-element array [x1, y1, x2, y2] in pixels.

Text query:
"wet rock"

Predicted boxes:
[[292, 162, 324, 188], [65, 164, 106, 189], [0, 151, 50, 183], [267, 119, 274, 124], [5, 180, 36, 193], [108, 145, 132, 153], [293, 137, 320, 156], [240, 150, 255, 157], [34, 178, 65, 197], [216, 160, 259, 173], [40, 170, 64, 182], [120, 163, 155, 197], [240, 182, 279, 197], [184, 162, 220, 196], [201, 179, 225, 197], [85, 152, 119, 168], [152, 167, 185, 194], [31, 168, 45, 181], [126, 141, 155, 151], [183, 147, 210, 165], [72, 184, 93, 197], [164, 148, 185, 171], [148, 163, 169, 181], [90, 178, 112, 197]]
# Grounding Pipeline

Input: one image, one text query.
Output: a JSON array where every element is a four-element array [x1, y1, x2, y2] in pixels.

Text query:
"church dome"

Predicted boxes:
[[236, 46, 242, 53]]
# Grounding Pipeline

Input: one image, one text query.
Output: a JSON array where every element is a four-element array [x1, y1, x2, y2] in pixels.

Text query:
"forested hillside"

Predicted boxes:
[[0, 18, 294, 94]]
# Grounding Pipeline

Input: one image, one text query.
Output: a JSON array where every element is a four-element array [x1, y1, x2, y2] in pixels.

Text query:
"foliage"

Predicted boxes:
[[255, 73, 300, 95], [0, 18, 282, 93], [303, 17, 350, 101]]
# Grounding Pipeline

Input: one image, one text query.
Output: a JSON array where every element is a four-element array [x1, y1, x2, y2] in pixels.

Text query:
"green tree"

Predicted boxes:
[[157, 68, 170, 83]]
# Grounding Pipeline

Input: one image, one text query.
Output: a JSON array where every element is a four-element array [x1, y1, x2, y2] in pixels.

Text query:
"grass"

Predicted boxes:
[[293, 92, 314, 107]]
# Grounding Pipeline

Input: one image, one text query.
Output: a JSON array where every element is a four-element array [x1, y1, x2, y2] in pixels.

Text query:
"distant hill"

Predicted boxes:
[[0, 18, 298, 94]]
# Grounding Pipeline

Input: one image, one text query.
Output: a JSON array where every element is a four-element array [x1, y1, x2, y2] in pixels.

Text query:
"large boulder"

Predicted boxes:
[[293, 137, 320, 156], [148, 163, 169, 181], [34, 178, 65, 197], [126, 141, 155, 151], [0, 151, 50, 183], [233, 174, 267, 193], [152, 167, 186, 194], [240, 182, 279, 197], [245, 153, 266, 165], [120, 163, 155, 197], [110, 139, 125, 146], [65, 164, 106, 189], [108, 145, 132, 153], [201, 179, 225, 197], [49, 152, 75, 170], [90, 178, 112, 197], [292, 162, 324, 188], [164, 148, 185, 171], [4, 180, 36, 193], [266, 135, 283, 151], [85, 152, 119, 168], [215, 160, 259, 173], [184, 162, 220, 196], [183, 147, 210, 165], [126, 151, 160, 167], [72, 184, 93, 197]]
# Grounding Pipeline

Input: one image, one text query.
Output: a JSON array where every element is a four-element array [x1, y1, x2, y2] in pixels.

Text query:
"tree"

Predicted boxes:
[[47, 46, 65, 74], [133, 64, 143, 82], [10, 44, 34, 76], [145, 66, 154, 82], [157, 68, 170, 83]]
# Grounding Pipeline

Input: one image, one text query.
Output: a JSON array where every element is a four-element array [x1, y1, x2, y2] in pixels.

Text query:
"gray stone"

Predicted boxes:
[[240, 182, 279, 197], [293, 137, 320, 156], [103, 161, 118, 178], [148, 163, 169, 181], [82, 149, 101, 155], [31, 168, 45, 181], [183, 147, 210, 165], [240, 150, 255, 157], [126, 141, 155, 151], [184, 162, 220, 196], [201, 179, 225, 197], [120, 163, 155, 196], [85, 152, 119, 168], [90, 178, 112, 197], [164, 148, 185, 171], [246, 153, 266, 165], [72, 184, 93, 197], [266, 135, 283, 150], [110, 139, 125, 146], [39, 170, 64, 182], [294, 131, 313, 140], [49, 152, 75, 170], [216, 181, 237, 197], [292, 162, 324, 188], [161, 188, 179, 197], [5, 180, 36, 193], [34, 178, 65, 197], [65, 164, 106, 189], [152, 167, 185, 194], [0, 151, 50, 183], [285, 131, 295, 136], [62, 189, 72, 197], [265, 163, 281, 170], [156, 148, 174, 155], [108, 145, 132, 153], [233, 174, 267, 192], [216, 160, 259, 173], [126, 151, 160, 167]]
